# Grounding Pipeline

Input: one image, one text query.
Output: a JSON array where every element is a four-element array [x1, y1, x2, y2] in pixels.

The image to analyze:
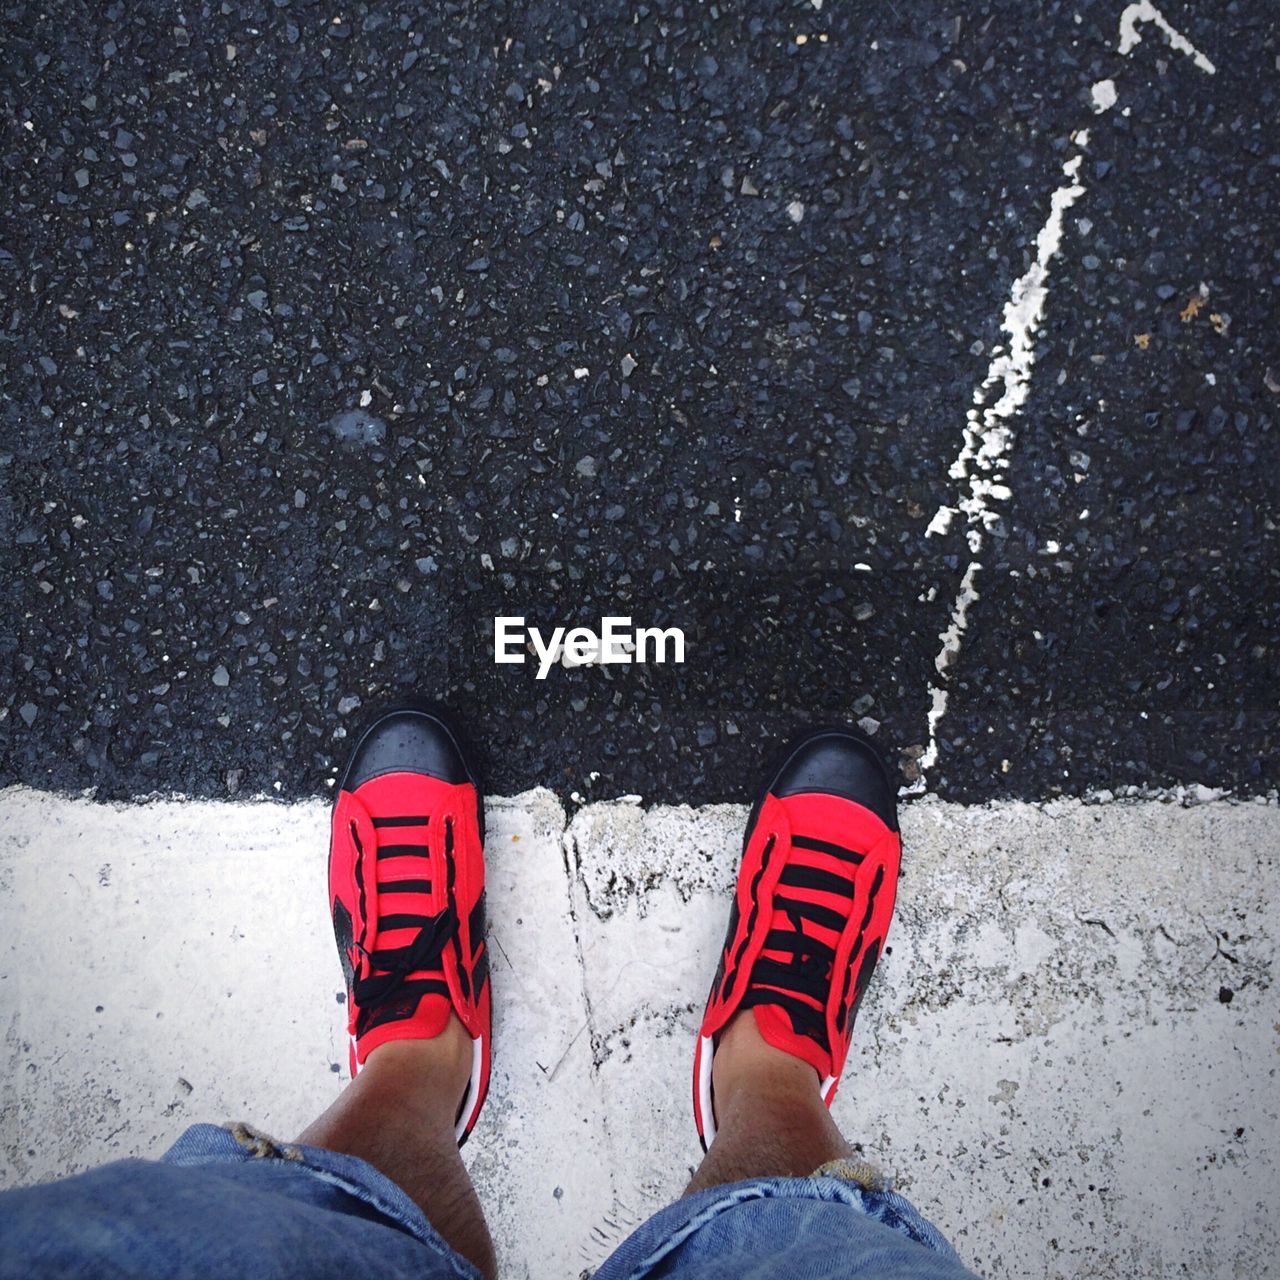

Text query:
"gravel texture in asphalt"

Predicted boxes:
[[2, 0, 1276, 804]]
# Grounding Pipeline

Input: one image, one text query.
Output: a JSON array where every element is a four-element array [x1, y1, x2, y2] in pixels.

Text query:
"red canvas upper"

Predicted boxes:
[[329, 770, 490, 1074], [699, 788, 900, 1091]]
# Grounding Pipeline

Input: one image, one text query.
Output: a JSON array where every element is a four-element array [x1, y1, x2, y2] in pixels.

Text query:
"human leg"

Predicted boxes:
[[683, 1009, 853, 1194], [299, 1023, 495, 1278], [596, 727, 978, 1279], [305, 704, 496, 1276], [0, 706, 496, 1280]]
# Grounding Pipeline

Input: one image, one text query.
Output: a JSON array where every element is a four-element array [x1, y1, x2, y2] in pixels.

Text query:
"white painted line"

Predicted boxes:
[[921, 562, 980, 771], [920, 148, 1087, 775], [1118, 1, 1216, 73], [4, 787, 1274, 1278], [916, 1, 1217, 782], [942, 149, 1086, 546]]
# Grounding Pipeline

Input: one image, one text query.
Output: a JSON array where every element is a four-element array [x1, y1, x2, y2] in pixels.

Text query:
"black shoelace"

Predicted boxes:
[[350, 816, 460, 1033], [738, 836, 887, 1050], [741, 902, 838, 1047]]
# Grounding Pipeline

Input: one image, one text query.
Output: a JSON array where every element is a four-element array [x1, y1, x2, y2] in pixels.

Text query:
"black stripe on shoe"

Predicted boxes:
[[778, 864, 854, 898], [739, 987, 827, 1041], [761, 928, 837, 966], [377, 913, 428, 931], [791, 834, 865, 865], [376, 843, 428, 859], [774, 896, 846, 933]]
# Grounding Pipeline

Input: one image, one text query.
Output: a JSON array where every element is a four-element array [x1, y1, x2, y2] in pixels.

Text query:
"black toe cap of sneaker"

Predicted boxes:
[[341, 708, 476, 792], [768, 728, 899, 832]]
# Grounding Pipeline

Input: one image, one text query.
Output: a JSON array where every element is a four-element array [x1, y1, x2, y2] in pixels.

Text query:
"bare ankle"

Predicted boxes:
[[711, 1010, 819, 1119], [682, 1011, 855, 1195], [361, 1014, 473, 1116]]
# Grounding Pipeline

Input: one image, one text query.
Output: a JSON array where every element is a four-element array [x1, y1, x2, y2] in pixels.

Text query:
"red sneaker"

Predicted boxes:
[[693, 727, 901, 1148], [329, 706, 490, 1145]]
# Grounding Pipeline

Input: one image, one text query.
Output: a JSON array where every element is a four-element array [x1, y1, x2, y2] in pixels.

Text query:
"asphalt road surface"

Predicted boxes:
[[2, 0, 1276, 805]]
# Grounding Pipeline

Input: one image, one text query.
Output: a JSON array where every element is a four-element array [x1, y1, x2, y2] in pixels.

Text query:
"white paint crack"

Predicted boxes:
[[1118, 1, 1216, 74], [914, 2, 1217, 785], [919, 149, 1087, 776]]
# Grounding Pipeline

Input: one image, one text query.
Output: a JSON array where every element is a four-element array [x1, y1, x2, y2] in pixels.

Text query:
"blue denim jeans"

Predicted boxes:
[[0, 1123, 978, 1278]]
